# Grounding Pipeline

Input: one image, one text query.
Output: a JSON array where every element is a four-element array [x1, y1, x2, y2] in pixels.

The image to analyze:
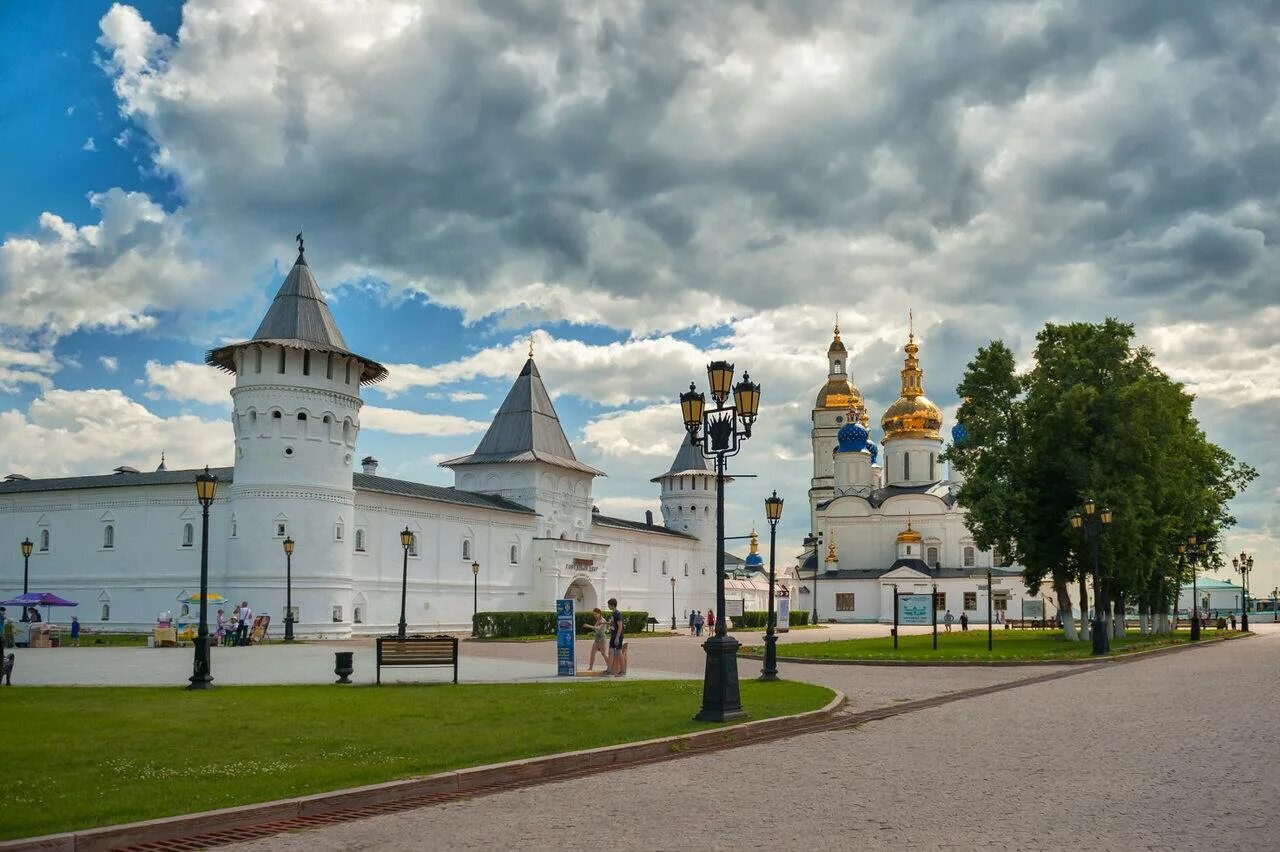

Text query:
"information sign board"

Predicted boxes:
[[1021, 599, 1045, 619], [897, 593, 932, 626], [726, 598, 745, 618], [776, 596, 791, 632], [555, 599, 575, 677]]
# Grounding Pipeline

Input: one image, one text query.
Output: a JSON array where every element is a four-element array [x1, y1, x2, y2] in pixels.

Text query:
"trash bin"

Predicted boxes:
[[334, 651, 354, 684]]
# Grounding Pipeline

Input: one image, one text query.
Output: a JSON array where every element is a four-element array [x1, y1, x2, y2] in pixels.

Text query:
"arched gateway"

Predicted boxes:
[[564, 577, 598, 613]]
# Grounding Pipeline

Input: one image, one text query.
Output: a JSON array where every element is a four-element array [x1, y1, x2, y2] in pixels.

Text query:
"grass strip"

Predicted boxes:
[[745, 628, 1240, 661], [4, 679, 831, 840]]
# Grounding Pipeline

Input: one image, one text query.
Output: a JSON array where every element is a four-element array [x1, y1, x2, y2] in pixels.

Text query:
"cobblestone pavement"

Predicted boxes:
[[237, 629, 1280, 851]]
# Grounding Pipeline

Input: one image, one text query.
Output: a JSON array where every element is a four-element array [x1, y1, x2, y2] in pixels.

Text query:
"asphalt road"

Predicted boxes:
[[238, 626, 1280, 851]]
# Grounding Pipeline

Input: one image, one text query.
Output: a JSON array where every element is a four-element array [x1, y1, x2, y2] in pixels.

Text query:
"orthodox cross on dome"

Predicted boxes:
[[908, 308, 914, 341], [834, 312, 840, 337], [295, 229, 304, 256]]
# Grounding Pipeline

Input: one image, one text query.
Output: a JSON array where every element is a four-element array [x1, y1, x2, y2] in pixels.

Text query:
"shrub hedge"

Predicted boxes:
[[472, 610, 650, 639], [728, 610, 811, 629]]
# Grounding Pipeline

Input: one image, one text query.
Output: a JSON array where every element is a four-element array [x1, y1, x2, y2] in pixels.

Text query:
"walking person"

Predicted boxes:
[[215, 608, 227, 646], [235, 600, 252, 646], [694, 609, 704, 637], [607, 598, 625, 676], [587, 608, 609, 672], [943, 609, 954, 633], [706, 608, 716, 634], [688, 609, 697, 636], [959, 612, 969, 632], [69, 615, 81, 646]]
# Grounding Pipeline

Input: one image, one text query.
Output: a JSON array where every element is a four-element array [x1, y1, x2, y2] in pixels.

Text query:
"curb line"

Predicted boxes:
[[739, 630, 1253, 667], [3, 690, 845, 852]]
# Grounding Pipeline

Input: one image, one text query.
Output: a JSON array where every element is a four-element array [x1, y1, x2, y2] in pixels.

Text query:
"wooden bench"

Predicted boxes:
[[375, 635, 458, 684]]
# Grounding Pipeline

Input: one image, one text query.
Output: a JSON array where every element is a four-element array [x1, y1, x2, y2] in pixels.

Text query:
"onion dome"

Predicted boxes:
[[951, 422, 968, 445], [881, 328, 942, 441], [896, 521, 923, 544], [815, 320, 865, 411], [836, 422, 869, 453], [744, 528, 764, 569]]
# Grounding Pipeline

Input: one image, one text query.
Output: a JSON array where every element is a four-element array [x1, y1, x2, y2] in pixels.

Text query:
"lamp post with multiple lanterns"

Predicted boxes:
[[282, 536, 296, 642], [19, 538, 32, 622], [1181, 534, 1209, 640], [398, 527, 414, 640], [188, 466, 218, 689], [471, 560, 480, 633], [679, 360, 761, 722], [760, 490, 784, 682], [1069, 497, 1113, 656], [1232, 551, 1253, 632]]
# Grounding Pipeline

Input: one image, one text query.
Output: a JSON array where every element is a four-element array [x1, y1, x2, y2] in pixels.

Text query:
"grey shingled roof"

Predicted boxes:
[[442, 358, 604, 476], [0, 467, 236, 495], [590, 513, 697, 539], [650, 439, 713, 482], [206, 248, 388, 384], [354, 473, 535, 514]]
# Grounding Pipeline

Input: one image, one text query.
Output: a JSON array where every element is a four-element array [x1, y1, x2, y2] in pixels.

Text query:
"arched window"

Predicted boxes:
[[509, 544, 518, 564], [354, 529, 366, 552], [278, 347, 287, 374], [335, 522, 344, 541], [302, 351, 311, 375], [632, 558, 639, 574], [926, 546, 939, 566], [326, 353, 334, 379], [297, 412, 307, 421], [929, 452, 936, 480], [408, 536, 418, 557], [833, 359, 843, 374], [182, 523, 194, 547], [101, 603, 110, 621], [230, 519, 238, 538], [963, 546, 976, 567], [904, 453, 911, 481], [462, 540, 471, 560], [272, 410, 282, 420], [353, 606, 363, 624], [40, 529, 49, 551], [344, 360, 352, 384], [683, 563, 689, 577], [661, 560, 668, 575], [103, 525, 114, 549], [253, 348, 262, 373]]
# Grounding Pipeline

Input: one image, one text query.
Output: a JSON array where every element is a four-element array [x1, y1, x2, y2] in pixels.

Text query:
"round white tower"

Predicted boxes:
[[206, 238, 388, 637], [653, 439, 719, 544]]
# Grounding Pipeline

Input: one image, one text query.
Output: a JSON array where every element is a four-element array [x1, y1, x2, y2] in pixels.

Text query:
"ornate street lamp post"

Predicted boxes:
[[679, 361, 760, 722], [471, 560, 480, 634], [282, 536, 295, 642], [760, 490, 784, 681], [188, 466, 218, 689], [1183, 535, 1208, 640], [19, 538, 32, 622], [398, 527, 414, 640], [1069, 497, 1113, 656], [670, 576, 677, 631], [1232, 551, 1253, 632]]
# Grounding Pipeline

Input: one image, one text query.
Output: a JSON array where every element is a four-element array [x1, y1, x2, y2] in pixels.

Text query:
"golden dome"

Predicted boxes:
[[881, 331, 942, 441], [824, 534, 838, 563], [816, 378, 864, 410], [896, 522, 923, 544]]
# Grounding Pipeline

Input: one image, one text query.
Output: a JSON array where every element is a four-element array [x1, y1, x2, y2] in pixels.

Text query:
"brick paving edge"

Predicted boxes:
[[1, 691, 846, 852], [738, 629, 1254, 667]]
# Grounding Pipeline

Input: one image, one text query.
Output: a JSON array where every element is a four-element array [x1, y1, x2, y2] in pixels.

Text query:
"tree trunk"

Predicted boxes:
[[1077, 575, 1091, 641], [1113, 590, 1126, 639], [1054, 576, 1078, 642], [1138, 602, 1149, 635]]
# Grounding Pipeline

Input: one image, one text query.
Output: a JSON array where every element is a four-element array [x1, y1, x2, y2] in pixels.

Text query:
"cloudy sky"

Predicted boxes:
[[1, 1, 1277, 590]]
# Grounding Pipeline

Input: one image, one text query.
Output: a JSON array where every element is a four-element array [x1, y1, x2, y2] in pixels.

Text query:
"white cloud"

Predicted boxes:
[[0, 388, 229, 477], [144, 360, 232, 405], [447, 391, 486, 402], [0, 346, 58, 393], [82, 137, 97, 152], [361, 405, 487, 437], [98, 355, 119, 373]]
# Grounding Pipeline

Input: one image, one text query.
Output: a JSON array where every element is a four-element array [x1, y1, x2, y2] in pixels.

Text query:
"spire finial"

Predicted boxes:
[[834, 312, 840, 336], [528, 333, 535, 359], [295, 229, 304, 258], [908, 309, 914, 342]]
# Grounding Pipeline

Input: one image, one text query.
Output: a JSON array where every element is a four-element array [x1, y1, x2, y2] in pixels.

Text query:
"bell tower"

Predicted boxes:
[[810, 320, 868, 530]]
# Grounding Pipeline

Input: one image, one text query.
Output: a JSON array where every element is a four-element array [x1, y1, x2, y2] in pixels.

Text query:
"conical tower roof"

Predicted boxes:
[[206, 241, 387, 383], [442, 358, 604, 476]]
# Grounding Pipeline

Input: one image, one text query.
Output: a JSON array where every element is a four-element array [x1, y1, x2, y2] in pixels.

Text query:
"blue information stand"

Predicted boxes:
[[556, 599, 576, 677]]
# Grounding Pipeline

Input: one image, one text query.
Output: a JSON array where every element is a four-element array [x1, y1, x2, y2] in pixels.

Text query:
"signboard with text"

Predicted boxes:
[[1021, 599, 1045, 619], [776, 596, 791, 632], [726, 598, 745, 618], [555, 599, 575, 677], [897, 593, 932, 626]]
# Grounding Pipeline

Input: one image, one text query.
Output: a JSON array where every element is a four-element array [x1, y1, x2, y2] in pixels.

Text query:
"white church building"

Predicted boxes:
[[795, 324, 1040, 623], [0, 243, 737, 636]]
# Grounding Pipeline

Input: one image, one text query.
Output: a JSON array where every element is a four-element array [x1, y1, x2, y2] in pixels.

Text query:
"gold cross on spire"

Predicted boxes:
[[908, 308, 914, 341], [834, 312, 840, 336]]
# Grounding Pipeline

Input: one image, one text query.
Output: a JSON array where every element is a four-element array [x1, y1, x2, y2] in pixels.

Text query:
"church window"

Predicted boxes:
[[272, 410, 282, 419], [904, 453, 911, 481], [335, 522, 344, 541], [408, 536, 418, 557], [353, 606, 363, 624], [632, 558, 639, 574], [702, 567, 706, 575], [963, 546, 976, 567], [103, 525, 114, 549], [40, 529, 49, 551], [836, 593, 855, 611], [101, 603, 110, 621], [297, 412, 307, 421], [230, 520, 237, 538], [253, 348, 262, 373], [661, 560, 667, 575], [933, 591, 946, 611], [332, 606, 343, 622], [344, 360, 352, 384], [326, 353, 334, 379], [302, 351, 311, 375], [679, 478, 685, 490], [905, 545, 912, 555], [509, 544, 518, 564], [182, 523, 194, 547], [462, 540, 471, 560], [964, 592, 977, 610], [683, 563, 689, 577], [833, 360, 843, 375], [929, 453, 936, 480], [276, 522, 287, 538], [278, 347, 287, 374], [355, 529, 366, 552], [926, 546, 939, 566]]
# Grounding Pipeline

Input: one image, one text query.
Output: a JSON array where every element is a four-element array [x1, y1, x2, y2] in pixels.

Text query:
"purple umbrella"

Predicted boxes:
[[2, 592, 77, 623]]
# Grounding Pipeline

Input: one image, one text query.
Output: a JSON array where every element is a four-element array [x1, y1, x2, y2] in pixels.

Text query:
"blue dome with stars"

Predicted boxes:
[[951, 422, 968, 446], [836, 423, 869, 453]]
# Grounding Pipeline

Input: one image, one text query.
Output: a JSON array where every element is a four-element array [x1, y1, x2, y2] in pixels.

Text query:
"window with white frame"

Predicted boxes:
[[963, 546, 976, 567], [101, 603, 110, 621], [353, 606, 363, 624], [926, 546, 939, 566], [836, 593, 855, 611], [661, 560, 667, 575], [40, 529, 50, 551], [509, 544, 518, 564], [632, 557, 638, 574], [462, 539, 471, 560], [275, 520, 287, 538], [409, 536, 418, 557], [182, 523, 194, 547], [684, 563, 689, 577], [335, 522, 344, 541], [103, 525, 114, 549], [355, 529, 366, 552]]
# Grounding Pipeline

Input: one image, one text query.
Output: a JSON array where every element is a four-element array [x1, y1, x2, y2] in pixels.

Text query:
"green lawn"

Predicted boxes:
[[746, 628, 1237, 662], [4, 679, 832, 840]]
